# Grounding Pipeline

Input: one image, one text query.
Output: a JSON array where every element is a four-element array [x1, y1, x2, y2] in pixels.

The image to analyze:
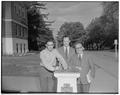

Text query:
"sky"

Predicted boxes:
[[41, 1, 103, 37]]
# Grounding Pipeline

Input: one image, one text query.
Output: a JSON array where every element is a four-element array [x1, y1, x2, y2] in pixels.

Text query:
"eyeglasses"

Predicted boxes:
[[64, 41, 70, 43], [75, 47, 83, 49], [47, 44, 54, 46]]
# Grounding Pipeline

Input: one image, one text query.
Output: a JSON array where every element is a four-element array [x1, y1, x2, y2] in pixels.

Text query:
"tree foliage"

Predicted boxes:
[[102, 1, 118, 47], [85, 1, 118, 50], [57, 22, 86, 47], [102, 2, 118, 21], [24, 2, 54, 51]]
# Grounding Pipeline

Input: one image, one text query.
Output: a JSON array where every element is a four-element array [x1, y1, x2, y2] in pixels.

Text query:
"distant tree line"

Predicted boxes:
[[85, 2, 118, 50], [57, 1, 118, 50]]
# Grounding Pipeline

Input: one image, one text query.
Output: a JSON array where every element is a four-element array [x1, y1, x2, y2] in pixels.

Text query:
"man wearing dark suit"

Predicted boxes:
[[57, 36, 75, 67], [53, 36, 75, 91], [69, 42, 95, 93]]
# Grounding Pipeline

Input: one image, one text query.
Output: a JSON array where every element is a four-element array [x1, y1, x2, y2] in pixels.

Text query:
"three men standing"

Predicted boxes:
[[39, 36, 95, 93]]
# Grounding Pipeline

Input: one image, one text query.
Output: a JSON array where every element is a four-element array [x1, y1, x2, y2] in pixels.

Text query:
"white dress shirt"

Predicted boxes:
[[40, 48, 68, 71], [78, 53, 83, 59], [64, 46, 70, 56]]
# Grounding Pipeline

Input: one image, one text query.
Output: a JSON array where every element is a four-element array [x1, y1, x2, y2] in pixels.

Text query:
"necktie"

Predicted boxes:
[[78, 54, 82, 69], [78, 55, 82, 64], [65, 47, 68, 59], [78, 55, 82, 62]]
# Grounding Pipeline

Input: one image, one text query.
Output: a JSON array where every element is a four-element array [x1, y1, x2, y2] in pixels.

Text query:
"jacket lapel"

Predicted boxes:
[[69, 47, 74, 58], [59, 47, 66, 60], [68, 47, 71, 59], [75, 54, 81, 67]]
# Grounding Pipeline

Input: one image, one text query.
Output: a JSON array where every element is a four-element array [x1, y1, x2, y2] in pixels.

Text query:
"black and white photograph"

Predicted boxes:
[[1, 1, 119, 94]]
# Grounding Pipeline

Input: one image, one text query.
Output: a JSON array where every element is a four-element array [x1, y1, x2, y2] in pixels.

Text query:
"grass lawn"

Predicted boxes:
[[2, 53, 41, 76], [2, 53, 40, 65]]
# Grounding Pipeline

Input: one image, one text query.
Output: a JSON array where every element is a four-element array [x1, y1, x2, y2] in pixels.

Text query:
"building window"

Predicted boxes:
[[17, 24, 19, 36], [21, 27, 22, 37], [19, 25, 21, 36], [16, 6, 19, 16], [15, 23, 17, 36], [14, 5, 16, 14], [19, 7, 21, 17], [20, 7, 22, 17], [24, 28, 26, 37], [26, 28, 28, 37], [17, 25, 19, 36], [16, 43, 18, 53], [12, 22, 17, 36], [22, 7, 24, 17], [18, 7, 20, 17], [22, 28, 24, 37], [24, 44, 25, 53], [20, 43, 22, 53], [24, 9, 26, 19]]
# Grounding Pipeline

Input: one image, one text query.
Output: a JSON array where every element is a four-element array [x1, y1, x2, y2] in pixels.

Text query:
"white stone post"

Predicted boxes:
[[114, 39, 118, 58], [54, 72, 80, 93]]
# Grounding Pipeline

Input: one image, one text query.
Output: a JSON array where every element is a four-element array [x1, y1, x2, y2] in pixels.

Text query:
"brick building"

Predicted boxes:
[[2, 1, 28, 55]]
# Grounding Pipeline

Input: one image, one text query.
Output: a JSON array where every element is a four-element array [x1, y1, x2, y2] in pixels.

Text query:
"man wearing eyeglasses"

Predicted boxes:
[[69, 42, 95, 93], [39, 40, 68, 92]]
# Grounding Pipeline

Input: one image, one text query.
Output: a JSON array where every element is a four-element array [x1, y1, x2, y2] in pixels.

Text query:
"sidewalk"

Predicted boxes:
[[90, 68, 118, 93], [88, 51, 118, 93], [88, 51, 118, 78]]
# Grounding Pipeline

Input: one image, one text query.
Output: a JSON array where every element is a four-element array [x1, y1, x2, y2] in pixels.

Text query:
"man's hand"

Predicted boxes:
[[75, 66, 82, 71], [55, 66, 59, 71], [62, 64, 68, 70], [55, 66, 63, 71]]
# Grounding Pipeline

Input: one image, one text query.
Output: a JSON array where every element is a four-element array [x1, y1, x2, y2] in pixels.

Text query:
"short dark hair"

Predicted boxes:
[[46, 39, 56, 48], [74, 41, 83, 47], [46, 39, 54, 44], [63, 36, 70, 40]]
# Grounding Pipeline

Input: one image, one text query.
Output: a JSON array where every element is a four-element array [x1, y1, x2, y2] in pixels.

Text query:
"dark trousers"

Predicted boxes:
[[39, 66, 55, 92], [77, 83, 90, 93]]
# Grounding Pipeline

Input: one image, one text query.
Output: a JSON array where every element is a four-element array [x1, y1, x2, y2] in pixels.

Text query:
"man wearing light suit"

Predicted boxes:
[[69, 42, 95, 93], [57, 36, 75, 67]]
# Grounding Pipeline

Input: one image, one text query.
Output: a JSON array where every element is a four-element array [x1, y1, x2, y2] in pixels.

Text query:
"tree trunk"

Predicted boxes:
[[96, 43, 99, 50]]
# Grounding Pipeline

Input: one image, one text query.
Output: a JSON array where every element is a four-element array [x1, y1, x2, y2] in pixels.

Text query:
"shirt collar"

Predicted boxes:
[[64, 46, 70, 53], [64, 46, 70, 49], [78, 53, 83, 58], [46, 48, 53, 53]]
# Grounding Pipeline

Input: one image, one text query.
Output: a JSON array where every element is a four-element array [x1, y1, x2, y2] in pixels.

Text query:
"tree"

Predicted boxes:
[[24, 2, 54, 51], [57, 22, 86, 47], [102, 2, 118, 22], [86, 17, 106, 50], [102, 2, 118, 48], [85, 2, 119, 50]]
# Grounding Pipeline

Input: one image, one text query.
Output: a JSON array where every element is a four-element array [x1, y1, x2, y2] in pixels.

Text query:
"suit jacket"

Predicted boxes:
[[69, 52, 95, 84], [57, 46, 75, 66]]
